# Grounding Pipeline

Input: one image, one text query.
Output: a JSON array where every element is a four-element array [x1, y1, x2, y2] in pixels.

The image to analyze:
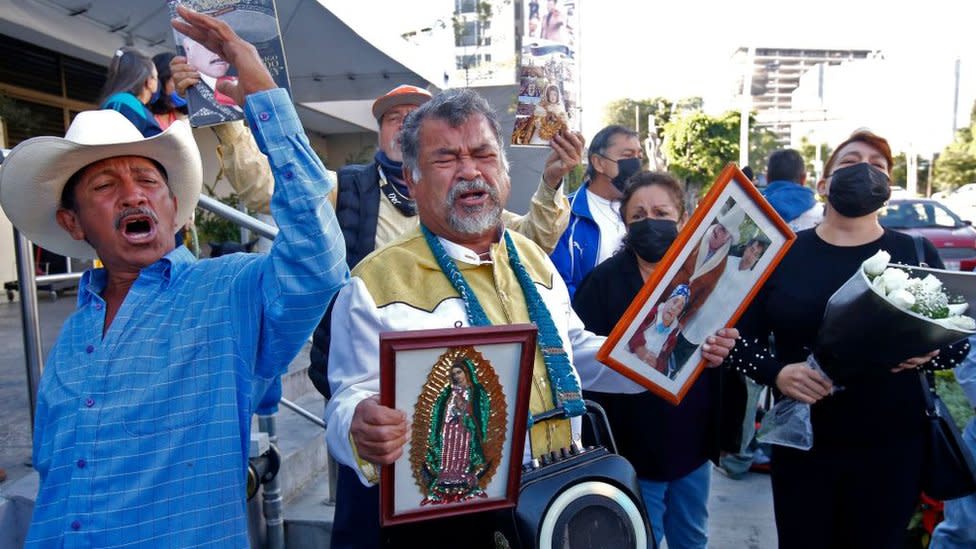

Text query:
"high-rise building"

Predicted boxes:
[[732, 47, 877, 144], [450, 0, 517, 87]]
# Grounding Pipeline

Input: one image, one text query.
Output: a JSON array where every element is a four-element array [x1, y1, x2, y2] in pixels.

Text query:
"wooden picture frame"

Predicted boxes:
[[597, 164, 797, 404], [379, 324, 537, 526]]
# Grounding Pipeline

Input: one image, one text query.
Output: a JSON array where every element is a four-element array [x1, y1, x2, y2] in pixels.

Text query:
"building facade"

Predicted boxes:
[[733, 47, 876, 145]]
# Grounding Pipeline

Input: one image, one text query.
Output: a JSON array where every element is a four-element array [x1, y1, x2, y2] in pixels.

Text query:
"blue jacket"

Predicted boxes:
[[762, 180, 817, 222], [550, 181, 602, 299]]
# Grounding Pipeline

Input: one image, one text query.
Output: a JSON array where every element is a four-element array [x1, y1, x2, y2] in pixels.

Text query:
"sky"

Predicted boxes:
[[575, 0, 976, 154], [349, 0, 976, 155]]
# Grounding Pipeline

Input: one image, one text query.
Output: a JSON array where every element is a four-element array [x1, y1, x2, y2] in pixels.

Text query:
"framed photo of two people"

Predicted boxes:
[[598, 164, 797, 404], [378, 325, 537, 526]]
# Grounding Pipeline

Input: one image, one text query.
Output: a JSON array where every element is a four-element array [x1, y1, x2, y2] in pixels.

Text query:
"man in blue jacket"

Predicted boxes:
[[550, 124, 642, 298], [761, 148, 822, 231]]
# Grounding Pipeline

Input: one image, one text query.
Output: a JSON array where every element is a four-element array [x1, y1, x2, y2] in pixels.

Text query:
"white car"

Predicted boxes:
[[941, 184, 976, 223]]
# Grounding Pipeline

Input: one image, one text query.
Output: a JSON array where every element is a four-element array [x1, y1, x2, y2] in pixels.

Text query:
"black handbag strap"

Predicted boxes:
[[911, 234, 929, 268], [919, 370, 939, 416]]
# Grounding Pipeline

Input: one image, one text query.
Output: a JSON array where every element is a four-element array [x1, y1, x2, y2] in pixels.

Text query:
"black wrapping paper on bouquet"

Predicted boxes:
[[812, 265, 974, 385]]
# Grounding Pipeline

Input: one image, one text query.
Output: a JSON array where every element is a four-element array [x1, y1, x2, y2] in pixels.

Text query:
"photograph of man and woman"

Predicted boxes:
[[604, 190, 781, 400]]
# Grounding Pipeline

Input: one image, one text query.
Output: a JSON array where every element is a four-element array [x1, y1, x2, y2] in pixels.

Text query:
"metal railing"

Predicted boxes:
[[14, 228, 43, 433], [13, 194, 336, 549]]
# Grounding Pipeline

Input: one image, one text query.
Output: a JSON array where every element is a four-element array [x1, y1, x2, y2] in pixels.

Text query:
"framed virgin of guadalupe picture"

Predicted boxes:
[[379, 324, 537, 526], [597, 164, 797, 404]]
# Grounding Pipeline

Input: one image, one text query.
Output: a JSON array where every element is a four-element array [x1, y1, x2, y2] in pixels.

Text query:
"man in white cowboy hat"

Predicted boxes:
[[305, 83, 584, 399], [0, 6, 347, 548]]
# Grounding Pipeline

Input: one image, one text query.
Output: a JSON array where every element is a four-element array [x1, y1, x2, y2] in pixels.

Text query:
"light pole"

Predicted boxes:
[[739, 47, 754, 168]]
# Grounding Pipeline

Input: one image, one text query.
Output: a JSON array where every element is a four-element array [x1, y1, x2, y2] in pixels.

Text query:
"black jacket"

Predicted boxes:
[[308, 162, 383, 398], [573, 250, 744, 480]]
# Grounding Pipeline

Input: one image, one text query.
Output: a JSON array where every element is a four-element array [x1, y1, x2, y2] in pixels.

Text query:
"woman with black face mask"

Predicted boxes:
[[728, 131, 970, 548], [573, 171, 741, 549]]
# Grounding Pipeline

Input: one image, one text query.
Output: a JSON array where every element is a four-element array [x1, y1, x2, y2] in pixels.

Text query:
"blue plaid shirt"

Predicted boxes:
[[26, 89, 348, 548]]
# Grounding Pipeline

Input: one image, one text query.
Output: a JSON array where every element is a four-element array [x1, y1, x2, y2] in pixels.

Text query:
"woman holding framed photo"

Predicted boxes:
[[729, 130, 970, 548], [573, 171, 742, 549]]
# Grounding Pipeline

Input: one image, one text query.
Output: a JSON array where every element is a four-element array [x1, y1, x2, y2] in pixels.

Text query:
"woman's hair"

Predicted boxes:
[[823, 129, 894, 176], [149, 52, 187, 115], [746, 236, 771, 252], [619, 171, 687, 221], [98, 47, 155, 105]]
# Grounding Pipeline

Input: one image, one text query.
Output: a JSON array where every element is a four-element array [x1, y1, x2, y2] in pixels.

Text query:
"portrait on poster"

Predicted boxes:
[[168, 0, 291, 127], [512, 0, 580, 147], [379, 325, 536, 526], [597, 165, 796, 404]]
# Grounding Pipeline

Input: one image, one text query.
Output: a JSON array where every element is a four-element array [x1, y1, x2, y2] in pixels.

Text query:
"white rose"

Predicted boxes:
[[871, 274, 888, 296], [880, 268, 910, 294], [921, 274, 943, 293], [935, 315, 976, 331], [888, 288, 916, 310], [948, 303, 969, 316], [863, 250, 891, 277]]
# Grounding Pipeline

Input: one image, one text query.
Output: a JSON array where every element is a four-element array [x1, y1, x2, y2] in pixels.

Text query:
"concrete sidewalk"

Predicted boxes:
[[707, 468, 777, 548], [0, 295, 76, 488]]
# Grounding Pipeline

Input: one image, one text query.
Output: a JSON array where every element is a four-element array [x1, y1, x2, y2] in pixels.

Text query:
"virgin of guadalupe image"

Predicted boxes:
[[410, 347, 507, 506], [421, 359, 491, 504]]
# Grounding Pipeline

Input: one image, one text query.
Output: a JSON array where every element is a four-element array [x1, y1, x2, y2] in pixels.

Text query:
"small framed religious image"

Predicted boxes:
[[379, 324, 537, 526], [597, 164, 797, 405]]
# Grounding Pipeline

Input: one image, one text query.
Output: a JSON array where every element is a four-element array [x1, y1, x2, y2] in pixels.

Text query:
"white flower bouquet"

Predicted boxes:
[[813, 250, 975, 384], [758, 250, 976, 450]]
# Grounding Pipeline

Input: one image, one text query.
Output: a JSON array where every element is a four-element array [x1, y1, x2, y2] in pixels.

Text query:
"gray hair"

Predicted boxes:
[[400, 88, 509, 182]]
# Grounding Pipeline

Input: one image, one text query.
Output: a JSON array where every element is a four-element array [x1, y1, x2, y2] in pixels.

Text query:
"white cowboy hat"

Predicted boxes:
[[716, 206, 746, 243], [0, 109, 202, 260]]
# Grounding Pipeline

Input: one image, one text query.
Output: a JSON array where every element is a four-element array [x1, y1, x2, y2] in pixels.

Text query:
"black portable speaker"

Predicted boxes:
[[499, 401, 654, 549]]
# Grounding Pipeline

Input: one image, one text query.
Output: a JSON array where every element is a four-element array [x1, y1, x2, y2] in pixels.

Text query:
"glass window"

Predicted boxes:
[[455, 0, 477, 14], [930, 203, 961, 227], [456, 21, 478, 47]]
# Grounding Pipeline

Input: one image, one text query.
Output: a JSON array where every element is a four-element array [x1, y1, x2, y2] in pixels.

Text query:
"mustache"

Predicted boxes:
[[446, 178, 499, 204], [114, 207, 159, 230]]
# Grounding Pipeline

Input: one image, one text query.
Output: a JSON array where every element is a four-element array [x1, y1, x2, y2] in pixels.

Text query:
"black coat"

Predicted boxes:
[[573, 249, 745, 481], [308, 162, 383, 398]]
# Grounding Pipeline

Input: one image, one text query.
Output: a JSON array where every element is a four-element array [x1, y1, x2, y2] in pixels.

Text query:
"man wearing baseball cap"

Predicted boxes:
[[0, 7, 347, 547], [307, 84, 585, 398], [332, 83, 579, 267]]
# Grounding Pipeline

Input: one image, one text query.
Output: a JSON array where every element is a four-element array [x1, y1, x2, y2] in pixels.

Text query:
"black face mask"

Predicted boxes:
[[611, 157, 642, 192], [827, 162, 891, 218], [625, 218, 678, 263]]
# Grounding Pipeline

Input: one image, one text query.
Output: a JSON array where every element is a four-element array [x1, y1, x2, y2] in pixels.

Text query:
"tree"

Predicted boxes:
[[661, 110, 778, 196], [748, 127, 780, 175], [797, 135, 832, 181], [933, 101, 976, 192], [890, 153, 931, 193], [603, 97, 701, 144]]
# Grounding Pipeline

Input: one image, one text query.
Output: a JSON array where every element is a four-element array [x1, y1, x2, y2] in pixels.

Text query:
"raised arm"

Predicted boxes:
[[172, 6, 348, 394], [503, 130, 583, 253]]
